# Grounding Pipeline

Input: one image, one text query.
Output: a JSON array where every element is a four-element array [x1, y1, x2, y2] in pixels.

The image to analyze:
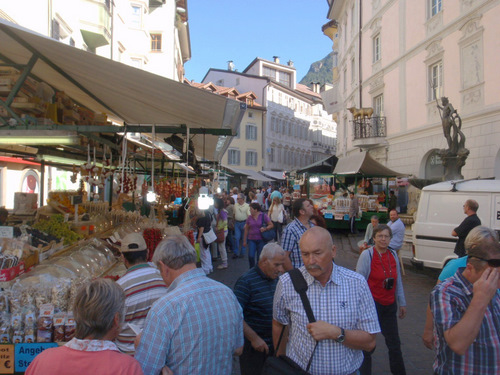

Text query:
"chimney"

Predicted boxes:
[[273, 56, 280, 64], [311, 82, 320, 93], [288, 60, 294, 67], [227, 60, 235, 71]]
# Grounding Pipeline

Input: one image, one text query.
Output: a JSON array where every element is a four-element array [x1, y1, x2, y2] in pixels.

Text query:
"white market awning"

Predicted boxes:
[[224, 166, 274, 181], [0, 19, 245, 161], [259, 170, 285, 180]]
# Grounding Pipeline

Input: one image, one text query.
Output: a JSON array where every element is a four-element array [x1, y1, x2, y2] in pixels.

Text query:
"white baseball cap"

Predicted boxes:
[[121, 233, 147, 253]]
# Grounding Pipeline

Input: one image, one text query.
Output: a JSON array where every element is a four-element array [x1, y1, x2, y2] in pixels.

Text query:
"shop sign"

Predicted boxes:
[[0, 227, 13, 239], [14, 343, 58, 373], [0, 345, 14, 374]]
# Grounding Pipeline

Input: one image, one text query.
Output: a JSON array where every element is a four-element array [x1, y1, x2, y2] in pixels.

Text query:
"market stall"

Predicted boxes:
[[319, 152, 406, 230], [0, 18, 242, 368]]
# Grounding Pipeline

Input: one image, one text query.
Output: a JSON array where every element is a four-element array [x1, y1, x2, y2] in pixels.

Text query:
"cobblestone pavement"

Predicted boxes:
[[209, 230, 439, 375]]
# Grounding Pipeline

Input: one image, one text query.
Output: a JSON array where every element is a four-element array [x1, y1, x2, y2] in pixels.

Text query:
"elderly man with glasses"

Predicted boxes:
[[430, 226, 500, 375]]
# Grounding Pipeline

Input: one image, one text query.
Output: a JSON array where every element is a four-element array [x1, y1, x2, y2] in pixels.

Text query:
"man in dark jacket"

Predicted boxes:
[[452, 199, 481, 257]]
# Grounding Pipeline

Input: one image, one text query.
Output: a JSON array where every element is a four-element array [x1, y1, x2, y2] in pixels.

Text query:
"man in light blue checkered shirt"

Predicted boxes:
[[273, 227, 381, 375], [135, 235, 244, 375]]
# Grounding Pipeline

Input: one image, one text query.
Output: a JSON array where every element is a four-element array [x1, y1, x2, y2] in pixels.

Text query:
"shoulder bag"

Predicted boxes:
[[261, 213, 276, 243], [261, 269, 318, 375], [202, 228, 217, 245]]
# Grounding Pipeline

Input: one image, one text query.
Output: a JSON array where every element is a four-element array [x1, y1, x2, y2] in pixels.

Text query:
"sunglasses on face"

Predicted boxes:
[[469, 255, 500, 268]]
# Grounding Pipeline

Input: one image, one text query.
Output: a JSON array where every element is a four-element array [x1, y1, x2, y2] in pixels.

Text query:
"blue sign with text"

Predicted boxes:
[[15, 343, 58, 373]]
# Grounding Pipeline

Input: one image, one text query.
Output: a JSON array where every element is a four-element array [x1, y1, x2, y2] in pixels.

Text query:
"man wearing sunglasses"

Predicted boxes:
[[430, 226, 500, 375]]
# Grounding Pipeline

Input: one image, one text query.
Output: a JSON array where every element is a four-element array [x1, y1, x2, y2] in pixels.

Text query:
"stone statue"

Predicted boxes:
[[437, 97, 466, 155], [436, 97, 469, 180]]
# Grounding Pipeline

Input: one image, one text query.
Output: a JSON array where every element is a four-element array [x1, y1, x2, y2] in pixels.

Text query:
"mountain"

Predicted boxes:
[[299, 51, 334, 88]]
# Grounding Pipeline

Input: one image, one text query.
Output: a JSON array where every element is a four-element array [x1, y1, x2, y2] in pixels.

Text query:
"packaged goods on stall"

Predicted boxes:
[[0, 237, 117, 344]]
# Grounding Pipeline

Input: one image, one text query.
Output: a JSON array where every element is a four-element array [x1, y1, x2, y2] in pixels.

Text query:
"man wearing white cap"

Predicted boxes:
[[116, 232, 167, 355]]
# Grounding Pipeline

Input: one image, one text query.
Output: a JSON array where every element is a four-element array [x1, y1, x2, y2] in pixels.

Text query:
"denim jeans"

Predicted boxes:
[[234, 221, 246, 256], [247, 239, 265, 268]]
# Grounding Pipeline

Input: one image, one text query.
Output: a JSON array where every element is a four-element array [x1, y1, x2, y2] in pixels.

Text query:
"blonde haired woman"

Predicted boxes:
[[268, 196, 285, 243]]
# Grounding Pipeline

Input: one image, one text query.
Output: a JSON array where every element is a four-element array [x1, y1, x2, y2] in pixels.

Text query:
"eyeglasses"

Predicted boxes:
[[469, 256, 500, 268]]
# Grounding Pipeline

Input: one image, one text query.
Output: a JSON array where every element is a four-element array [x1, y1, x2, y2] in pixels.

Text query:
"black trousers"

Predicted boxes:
[[360, 301, 406, 375], [239, 339, 274, 375]]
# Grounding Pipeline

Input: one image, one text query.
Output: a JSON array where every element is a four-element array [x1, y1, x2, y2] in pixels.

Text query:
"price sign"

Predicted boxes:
[[0, 345, 14, 374], [0, 227, 13, 239], [15, 343, 58, 373], [70, 195, 83, 205], [324, 213, 333, 219]]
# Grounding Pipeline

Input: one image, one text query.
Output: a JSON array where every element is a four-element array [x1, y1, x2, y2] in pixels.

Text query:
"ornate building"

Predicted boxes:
[[323, 0, 500, 179], [0, 0, 190, 82], [203, 57, 336, 172]]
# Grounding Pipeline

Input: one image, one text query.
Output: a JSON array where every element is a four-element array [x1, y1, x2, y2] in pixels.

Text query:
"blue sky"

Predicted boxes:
[[184, 0, 333, 83]]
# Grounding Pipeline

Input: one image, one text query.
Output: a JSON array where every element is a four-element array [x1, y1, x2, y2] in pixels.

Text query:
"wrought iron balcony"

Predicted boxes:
[[352, 116, 388, 148]]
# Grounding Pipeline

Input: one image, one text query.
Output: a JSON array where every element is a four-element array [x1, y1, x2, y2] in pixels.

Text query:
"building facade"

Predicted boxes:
[[0, 0, 190, 82], [184, 81, 266, 175], [202, 57, 336, 173], [323, 0, 500, 179]]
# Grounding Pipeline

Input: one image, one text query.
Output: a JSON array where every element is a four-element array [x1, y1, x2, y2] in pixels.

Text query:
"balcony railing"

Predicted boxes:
[[352, 116, 386, 140]]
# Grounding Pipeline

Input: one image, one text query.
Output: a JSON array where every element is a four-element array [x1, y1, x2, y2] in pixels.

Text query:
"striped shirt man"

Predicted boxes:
[[116, 263, 167, 354], [135, 268, 244, 375], [273, 265, 380, 375], [234, 265, 277, 346]]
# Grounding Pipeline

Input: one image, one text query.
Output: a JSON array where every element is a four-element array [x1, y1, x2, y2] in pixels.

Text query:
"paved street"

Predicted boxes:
[[209, 230, 439, 375]]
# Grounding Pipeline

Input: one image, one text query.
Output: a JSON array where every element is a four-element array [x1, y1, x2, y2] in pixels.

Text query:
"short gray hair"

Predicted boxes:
[[260, 243, 285, 261], [237, 193, 245, 200], [153, 235, 197, 270], [74, 278, 125, 340]]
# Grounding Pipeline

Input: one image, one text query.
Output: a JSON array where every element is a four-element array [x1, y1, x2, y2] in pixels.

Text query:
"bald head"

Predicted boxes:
[[300, 226, 333, 251]]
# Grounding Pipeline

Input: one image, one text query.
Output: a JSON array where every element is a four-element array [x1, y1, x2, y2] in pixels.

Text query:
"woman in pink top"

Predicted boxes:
[[243, 202, 273, 268], [25, 278, 144, 375]]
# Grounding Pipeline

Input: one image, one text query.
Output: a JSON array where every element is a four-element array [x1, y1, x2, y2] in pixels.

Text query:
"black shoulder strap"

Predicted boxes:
[[286, 268, 318, 372], [288, 268, 316, 323]]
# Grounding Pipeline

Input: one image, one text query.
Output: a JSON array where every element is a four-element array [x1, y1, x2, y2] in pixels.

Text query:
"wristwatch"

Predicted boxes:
[[334, 327, 345, 343]]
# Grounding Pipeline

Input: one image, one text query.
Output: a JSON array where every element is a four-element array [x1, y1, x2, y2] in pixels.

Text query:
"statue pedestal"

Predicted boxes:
[[438, 149, 470, 181]]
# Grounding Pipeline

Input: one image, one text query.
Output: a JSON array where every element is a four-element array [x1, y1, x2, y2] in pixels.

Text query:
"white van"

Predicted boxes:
[[411, 179, 500, 270]]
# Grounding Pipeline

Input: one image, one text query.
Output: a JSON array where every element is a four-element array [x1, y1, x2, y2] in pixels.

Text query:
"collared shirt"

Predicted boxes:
[[273, 265, 380, 375], [234, 202, 250, 221], [116, 263, 167, 355], [26, 338, 143, 375], [234, 265, 277, 346], [281, 219, 314, 268], [430, 267, 500, 375], [387, 218, 405, 251], [135, 268, 244, 375]]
